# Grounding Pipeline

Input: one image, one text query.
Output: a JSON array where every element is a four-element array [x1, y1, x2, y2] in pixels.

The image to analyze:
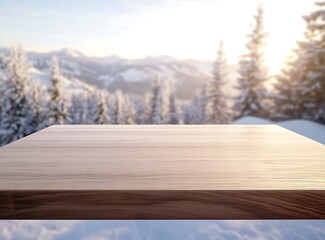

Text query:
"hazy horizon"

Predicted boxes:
[[0, 0, 315, 74], [0, 45, 218, 62]]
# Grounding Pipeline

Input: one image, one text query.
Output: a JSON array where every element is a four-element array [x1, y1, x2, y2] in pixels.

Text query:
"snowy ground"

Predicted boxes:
[[233, 116, 325, 144], [1, 220, 325, 240]]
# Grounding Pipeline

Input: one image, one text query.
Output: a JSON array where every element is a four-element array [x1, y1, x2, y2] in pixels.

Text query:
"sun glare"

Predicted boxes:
[[82, 0, 311, 76], [0, 0, 314, 76]]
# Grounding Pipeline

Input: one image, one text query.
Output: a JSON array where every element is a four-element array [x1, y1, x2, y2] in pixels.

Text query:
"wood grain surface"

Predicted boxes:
[[0, 125, 324, 219]]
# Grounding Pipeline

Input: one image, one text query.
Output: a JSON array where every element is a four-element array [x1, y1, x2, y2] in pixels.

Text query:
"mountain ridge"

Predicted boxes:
[[0, 47, 238, 100]]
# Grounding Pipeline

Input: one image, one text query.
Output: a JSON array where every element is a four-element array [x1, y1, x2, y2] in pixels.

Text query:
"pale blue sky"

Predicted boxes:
[[0, 0, 315, 71]]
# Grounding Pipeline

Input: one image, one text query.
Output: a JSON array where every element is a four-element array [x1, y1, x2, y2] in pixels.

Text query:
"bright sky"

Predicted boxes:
[[0, 0, 315, 74]]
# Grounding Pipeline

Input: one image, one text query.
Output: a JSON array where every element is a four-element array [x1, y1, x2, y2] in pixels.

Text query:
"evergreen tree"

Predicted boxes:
[[124, 96, 135, 124], [0, 69, 5, 121], [83, 86, 98, 124], [180, 104, 192, 124], [112, 90, 125, 124], [0, 47, 31, 146], [0, 53, 7, 70], [47, 56, 67, 125], [0, 52, 9, 117], [68, 92, 88, 124], [165, 80, 179, 124], [0, 72, 6, 139], [272, 50, 305, 121], [272, 1, 325, 123], [148, 75, 173, 124], [149, 76, 164, 124], [93, 90, 109, 124], [27, 80, 45, 131], [161, 80, 171, 124], [233, 4, 269, 119], [191, 85, 208, 124], [205, 41, 230, 124], [133, 94, 150, 124], [298, 1, 325, 123]]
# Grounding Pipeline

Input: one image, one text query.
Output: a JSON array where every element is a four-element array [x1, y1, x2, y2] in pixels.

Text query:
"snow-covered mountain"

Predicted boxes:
[[27, 67, 90, 94], [0, 48, 238, 99]]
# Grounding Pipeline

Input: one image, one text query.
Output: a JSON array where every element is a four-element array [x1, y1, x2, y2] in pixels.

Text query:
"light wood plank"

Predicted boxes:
[[0, 125, 324, 219]]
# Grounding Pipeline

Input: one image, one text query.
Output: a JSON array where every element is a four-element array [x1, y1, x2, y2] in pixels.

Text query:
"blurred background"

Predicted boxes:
[[0, 0, 324, 239], [0, 0, 324, 146]]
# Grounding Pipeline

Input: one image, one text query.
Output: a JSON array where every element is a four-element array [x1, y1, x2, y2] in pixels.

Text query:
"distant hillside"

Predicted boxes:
[[0, 47, 238, 100]]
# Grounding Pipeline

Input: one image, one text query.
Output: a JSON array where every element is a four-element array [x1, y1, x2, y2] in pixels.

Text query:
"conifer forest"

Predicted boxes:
[[0, 2, 324, 147]]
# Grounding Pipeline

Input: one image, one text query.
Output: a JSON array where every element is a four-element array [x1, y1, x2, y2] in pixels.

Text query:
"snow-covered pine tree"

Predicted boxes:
[[233, 4, 269, 119], [27, 79, 45, 132], [297, 1, 325, 123], [149, 76, 165, 124], [0, 67, 5, 120], [47, 55, 67, 125], [112, 90, 125, 124], [272, 2, 325, 123], [0, 52, 7, 70], [0, 47, 32, 146], [148, 75, 173, 124], [205, 41, 230, 124], [69, 93, 82, 124], [272, 50, 305, 121], [83, 86, 98, 124], [0, 72, 6, 143], [161, 80, 172, 124], [0, 51, 9, 126], [133, 94, 150, 124], [180, 104, 192, 124], [93, 90, 109, 124], [124, 96, 135, 124], [68, 91, 89, 124], [190, 85, 208, 124], [165, 80, 179, 124]]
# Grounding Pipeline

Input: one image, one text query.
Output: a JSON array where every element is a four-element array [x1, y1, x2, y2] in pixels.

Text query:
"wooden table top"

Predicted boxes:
[[0, 125, 324, 219]]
